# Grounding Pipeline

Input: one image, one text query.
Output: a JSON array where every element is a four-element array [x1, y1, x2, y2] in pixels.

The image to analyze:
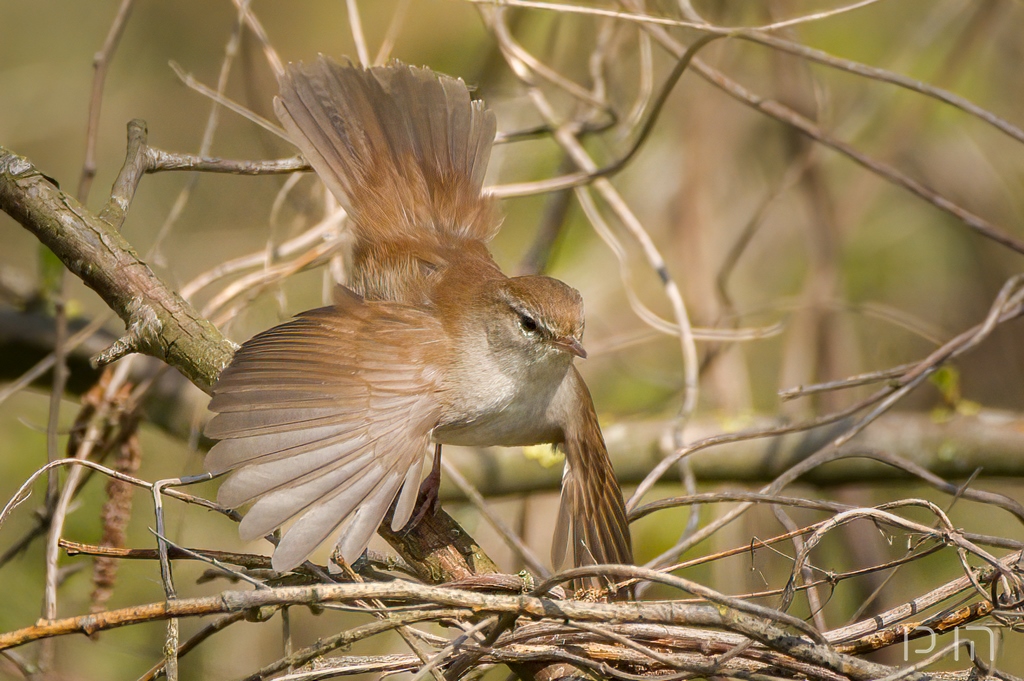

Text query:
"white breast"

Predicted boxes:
[[433, 332, 570, 447]]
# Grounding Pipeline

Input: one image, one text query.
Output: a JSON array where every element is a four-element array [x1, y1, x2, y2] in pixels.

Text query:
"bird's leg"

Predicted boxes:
[[404, 444, 443, 532], [421, 443, 443, 515]]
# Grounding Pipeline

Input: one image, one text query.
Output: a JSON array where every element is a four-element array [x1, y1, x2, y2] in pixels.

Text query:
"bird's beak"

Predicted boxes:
[[553, 336, 587, 359]]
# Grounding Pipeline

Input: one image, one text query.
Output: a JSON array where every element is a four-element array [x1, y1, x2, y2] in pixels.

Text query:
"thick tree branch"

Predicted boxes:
[[441, 409, 1024, 502], [0, 145, 234, 393], [4, 302, 1024, 496]]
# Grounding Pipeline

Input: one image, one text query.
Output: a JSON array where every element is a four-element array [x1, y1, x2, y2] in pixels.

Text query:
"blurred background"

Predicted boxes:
[[2, 0, 1023, 678]]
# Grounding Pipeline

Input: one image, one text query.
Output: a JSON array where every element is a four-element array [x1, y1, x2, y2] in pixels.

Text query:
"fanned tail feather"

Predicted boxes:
[[274, 57, 498, 247]]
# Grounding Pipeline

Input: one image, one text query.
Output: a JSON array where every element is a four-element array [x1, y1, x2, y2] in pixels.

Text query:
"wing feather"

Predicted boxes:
[[206, 299, 444, 572], [271, 469, 401, 570], [551, 369, 634, 597], [390, 451, 426, 531], [338, 472, 405, 563], [237, 453, 378, 541], [217, 439, 370, 508], [206, 425, 357, 472], [266, 466, 406, 570]]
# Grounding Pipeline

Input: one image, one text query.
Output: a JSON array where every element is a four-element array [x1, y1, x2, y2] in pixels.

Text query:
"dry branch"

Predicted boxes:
[[0, 579, 919, 681], [0, 144, 234, 393]]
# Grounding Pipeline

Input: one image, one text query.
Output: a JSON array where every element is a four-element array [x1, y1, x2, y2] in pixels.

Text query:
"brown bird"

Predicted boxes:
[[205, 57, 633, 579]]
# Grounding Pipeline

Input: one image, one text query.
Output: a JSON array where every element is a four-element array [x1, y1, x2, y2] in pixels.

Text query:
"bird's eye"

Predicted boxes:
[[518, 313, 538, 333]]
